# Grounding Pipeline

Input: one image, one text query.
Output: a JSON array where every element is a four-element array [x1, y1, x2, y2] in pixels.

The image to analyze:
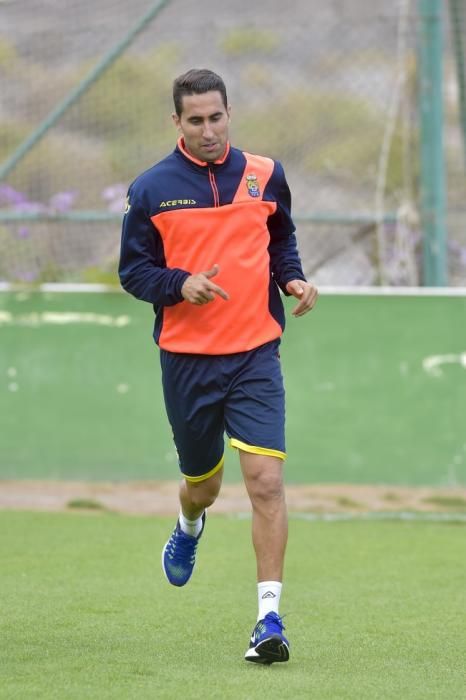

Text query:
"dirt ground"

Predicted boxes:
[[1, 480, 466, 516]]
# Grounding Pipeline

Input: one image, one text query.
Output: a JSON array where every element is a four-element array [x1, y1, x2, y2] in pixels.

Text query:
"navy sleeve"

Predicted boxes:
[[265, 161, 306, 295], [118, 187, 190, 306]]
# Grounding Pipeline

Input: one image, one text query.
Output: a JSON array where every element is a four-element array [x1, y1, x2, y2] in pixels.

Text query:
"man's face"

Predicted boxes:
[[173, 91, 231, 163]]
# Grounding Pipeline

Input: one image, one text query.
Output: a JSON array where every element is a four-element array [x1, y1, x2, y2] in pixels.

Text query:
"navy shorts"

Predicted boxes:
[[160, 339, 286, 482]]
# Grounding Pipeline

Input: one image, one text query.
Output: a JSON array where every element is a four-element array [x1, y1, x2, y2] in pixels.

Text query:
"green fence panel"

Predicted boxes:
[[0, 291, 465, 485]]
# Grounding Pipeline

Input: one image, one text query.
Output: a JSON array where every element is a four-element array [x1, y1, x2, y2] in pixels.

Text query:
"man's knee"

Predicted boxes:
[[241, 456, 285, 504], [184, 471, 223, 509], [186, 486, 217, 509], [249, 472, 284, 503]]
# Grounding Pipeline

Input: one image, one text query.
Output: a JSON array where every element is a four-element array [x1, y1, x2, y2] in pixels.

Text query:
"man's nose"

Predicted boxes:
[[202, 121, 214, 138]]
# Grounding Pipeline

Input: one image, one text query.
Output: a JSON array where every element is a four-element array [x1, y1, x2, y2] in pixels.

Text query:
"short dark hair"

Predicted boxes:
[[173, 68, 228, 116]]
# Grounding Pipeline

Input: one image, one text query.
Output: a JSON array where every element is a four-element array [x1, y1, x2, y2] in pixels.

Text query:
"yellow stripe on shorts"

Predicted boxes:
[[229, 438, 286, 460], [183, 454, 225, 483]]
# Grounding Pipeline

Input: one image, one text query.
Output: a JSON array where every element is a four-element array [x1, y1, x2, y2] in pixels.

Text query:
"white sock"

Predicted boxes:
[[179, 510, 204, 538], [257, 581, 282, 621]]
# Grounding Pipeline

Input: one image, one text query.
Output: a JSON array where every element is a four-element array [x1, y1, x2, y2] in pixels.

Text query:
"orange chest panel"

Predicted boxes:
[[150, 153, 283, 354], [153, 200, 276, 280]]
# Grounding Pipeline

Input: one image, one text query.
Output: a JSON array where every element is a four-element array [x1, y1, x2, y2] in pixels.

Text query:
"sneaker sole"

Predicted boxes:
[[161, 540, 173, 585], [245, 635, 290, 664]]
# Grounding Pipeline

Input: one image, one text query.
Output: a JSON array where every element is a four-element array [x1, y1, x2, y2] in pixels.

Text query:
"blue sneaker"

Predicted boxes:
[[161, 513, 206, 586], [244, 612, 290, 664]]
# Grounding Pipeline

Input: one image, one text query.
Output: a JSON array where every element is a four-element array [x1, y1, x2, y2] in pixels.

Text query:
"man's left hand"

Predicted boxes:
[[285, 280, 319, 317]]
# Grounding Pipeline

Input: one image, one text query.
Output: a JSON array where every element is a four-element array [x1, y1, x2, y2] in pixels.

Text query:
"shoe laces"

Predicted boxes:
[[167, 528, 198, 565], [263, 612, 285, 633]]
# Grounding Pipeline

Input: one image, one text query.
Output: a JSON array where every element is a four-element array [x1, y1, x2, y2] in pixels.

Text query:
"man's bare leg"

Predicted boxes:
[[162, 467, 223, 586], [239, 452, 287, 582], [240, 450, 289, 663], [179, 466, 224, 521]]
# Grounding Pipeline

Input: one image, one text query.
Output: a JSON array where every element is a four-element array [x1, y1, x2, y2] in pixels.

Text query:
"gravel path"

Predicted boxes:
[[1, 480, 466, 516]]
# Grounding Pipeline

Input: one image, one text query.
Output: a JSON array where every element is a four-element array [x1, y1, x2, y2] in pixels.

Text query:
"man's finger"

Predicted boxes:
[[203, 264, 220, 279], [203, 264, 229, 300], [291, 286, 318, 316], [293, 284, 304, 297], [286, 280, 303, 298], [208, 282, 229, 300], [291, 298, 306, 316], [291, 303, 307, 316]]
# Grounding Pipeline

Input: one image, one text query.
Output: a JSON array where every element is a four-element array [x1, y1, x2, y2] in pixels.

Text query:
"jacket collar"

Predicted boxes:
[[176, 137, 230, 167]]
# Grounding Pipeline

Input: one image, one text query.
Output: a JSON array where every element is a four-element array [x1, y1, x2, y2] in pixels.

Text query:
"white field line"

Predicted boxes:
[[0, 283, 465, 296], [317, 286, 466, 297], [422, 352, 466, 377], [0, 283, 120, 293], [0, 311, 130, 327]]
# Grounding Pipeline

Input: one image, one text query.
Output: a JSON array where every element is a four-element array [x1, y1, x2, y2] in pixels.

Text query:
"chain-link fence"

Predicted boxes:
[[0, 0, 465, 285]]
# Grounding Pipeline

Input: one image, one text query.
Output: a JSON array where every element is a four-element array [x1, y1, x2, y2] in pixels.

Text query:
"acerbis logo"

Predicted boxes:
[[160, 199, 197, 208]]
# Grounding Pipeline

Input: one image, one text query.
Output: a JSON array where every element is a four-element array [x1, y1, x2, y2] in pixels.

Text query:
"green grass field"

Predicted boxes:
[[2, 511, 465, 699]]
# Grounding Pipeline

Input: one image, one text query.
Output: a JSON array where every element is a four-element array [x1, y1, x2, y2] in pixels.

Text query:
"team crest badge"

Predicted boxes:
[[246, 173, 260, 198]]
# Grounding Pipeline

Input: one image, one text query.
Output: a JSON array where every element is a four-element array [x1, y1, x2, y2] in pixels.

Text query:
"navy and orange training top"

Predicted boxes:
[[119, 138, 306, 355]]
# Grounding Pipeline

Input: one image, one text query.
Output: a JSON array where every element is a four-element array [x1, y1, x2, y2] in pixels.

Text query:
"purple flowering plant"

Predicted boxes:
[[0, 183, 128, 282], [0, 183, 127, 215], [0, 183, 127, 239]]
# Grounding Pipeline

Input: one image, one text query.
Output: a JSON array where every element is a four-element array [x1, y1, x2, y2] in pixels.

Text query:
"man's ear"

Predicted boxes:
[[172, 113, 181, 130]]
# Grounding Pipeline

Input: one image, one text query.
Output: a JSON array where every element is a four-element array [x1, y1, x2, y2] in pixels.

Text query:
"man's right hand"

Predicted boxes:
[[181, 264, 229, 305]]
